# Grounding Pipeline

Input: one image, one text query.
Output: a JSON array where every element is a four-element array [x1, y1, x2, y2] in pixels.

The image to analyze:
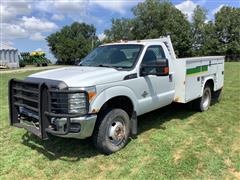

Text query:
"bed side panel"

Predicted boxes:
[[216, 59, 225, 90], [173, 60, 186, 103], [185, 57, 224, 102]]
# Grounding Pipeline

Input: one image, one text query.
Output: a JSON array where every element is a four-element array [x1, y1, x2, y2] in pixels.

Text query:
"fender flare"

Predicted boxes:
[[90, 86, 139, 114], [201, 76, 215, 96]]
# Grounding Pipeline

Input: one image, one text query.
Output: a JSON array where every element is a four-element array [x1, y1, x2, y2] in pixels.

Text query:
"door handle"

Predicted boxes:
[[169, 73, 173, 82]]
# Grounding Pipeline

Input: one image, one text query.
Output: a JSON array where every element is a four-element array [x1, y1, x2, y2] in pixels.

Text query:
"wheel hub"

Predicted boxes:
[[108, 120, 125, 145]]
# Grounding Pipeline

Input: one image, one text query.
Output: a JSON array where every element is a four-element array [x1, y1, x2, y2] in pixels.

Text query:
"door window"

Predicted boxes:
[[141, 45, 168, 74], [142, 45, 166, 65]]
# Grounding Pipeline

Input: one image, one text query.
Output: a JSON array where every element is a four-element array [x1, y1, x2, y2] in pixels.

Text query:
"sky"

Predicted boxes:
[[1, 0, 240, 61]]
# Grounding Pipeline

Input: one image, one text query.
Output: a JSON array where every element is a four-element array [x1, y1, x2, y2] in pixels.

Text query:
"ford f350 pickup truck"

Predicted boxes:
[[9, 36, 224, 154]]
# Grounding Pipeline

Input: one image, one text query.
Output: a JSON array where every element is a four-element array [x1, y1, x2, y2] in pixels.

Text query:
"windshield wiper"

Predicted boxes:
[[98, 64, 113, 68], [98, 64, 129, 70]]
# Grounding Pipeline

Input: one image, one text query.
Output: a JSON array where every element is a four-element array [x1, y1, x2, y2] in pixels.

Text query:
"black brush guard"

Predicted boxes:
[[9, 79, 89, 139]]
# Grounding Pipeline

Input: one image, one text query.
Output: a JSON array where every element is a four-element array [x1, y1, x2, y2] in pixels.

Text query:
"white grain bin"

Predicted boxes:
[[0, 42, 19, 68]]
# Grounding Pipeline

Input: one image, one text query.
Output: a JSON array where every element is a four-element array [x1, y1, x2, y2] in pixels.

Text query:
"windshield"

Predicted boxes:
[[80, 44, 143, 68]]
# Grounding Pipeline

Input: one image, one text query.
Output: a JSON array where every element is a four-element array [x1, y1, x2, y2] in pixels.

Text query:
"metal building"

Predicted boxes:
[[0, 43, 19, 68]]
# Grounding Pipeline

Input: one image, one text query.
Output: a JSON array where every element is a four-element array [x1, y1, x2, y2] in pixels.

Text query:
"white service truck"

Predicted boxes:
[[9, 36, 224, 154]]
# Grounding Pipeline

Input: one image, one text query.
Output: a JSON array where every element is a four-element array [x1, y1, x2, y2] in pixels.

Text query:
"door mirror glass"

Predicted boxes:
[[140, 58, 169, 76]]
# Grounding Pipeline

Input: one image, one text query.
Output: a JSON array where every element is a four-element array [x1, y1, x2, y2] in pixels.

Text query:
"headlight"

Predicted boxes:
[[68, 93, 87, 114], [68, 86, 96, 114]]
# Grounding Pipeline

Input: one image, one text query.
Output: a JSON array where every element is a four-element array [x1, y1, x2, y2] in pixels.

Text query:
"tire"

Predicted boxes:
[[193, 86, 212, 112], [93, 109, 130, 154], [213, 89, 222, 102]]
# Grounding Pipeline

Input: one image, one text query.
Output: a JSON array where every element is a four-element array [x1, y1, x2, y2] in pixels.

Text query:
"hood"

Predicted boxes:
[[27, 66, 128, 87]]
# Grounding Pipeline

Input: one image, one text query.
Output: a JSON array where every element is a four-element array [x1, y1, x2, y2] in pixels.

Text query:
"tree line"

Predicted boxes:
[[47, 0, 240, 65]]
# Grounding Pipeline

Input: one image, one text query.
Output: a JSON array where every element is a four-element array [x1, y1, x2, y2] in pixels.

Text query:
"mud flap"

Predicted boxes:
[[130, 111, 138, 138]]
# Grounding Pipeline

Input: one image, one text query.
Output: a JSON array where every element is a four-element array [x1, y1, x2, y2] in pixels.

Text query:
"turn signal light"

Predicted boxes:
[[88, 91, 96, 101]]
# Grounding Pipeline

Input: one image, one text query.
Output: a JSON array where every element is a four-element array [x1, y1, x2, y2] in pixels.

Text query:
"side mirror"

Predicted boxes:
[[140, 59, 169, 76]]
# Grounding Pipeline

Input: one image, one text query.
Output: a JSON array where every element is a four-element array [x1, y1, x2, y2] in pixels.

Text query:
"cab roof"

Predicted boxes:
[[100, 39, 164, 47]]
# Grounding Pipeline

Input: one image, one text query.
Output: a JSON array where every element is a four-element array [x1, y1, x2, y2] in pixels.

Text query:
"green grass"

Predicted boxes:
[[0, 62, 240, 179]]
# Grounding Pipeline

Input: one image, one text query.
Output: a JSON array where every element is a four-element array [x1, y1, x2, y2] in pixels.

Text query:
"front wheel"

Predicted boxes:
[[194, 86, 212, 112], [93, 109, 130, 154]]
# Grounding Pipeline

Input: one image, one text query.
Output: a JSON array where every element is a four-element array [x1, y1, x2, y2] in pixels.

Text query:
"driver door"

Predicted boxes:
[[138, 45, 174, 113]]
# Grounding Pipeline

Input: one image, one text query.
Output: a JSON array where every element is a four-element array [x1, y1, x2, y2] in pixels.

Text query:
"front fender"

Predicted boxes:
[[90, 86, 139, 114]]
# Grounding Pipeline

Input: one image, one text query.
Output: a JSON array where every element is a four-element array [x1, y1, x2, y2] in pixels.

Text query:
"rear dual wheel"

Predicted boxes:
[[213, 89, 222, 102], [194, 85, 212, 112]]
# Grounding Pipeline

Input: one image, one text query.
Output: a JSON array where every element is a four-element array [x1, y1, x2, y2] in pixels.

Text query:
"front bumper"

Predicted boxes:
[[9, 79, 97, 139], [53, 115, 97, 139]]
